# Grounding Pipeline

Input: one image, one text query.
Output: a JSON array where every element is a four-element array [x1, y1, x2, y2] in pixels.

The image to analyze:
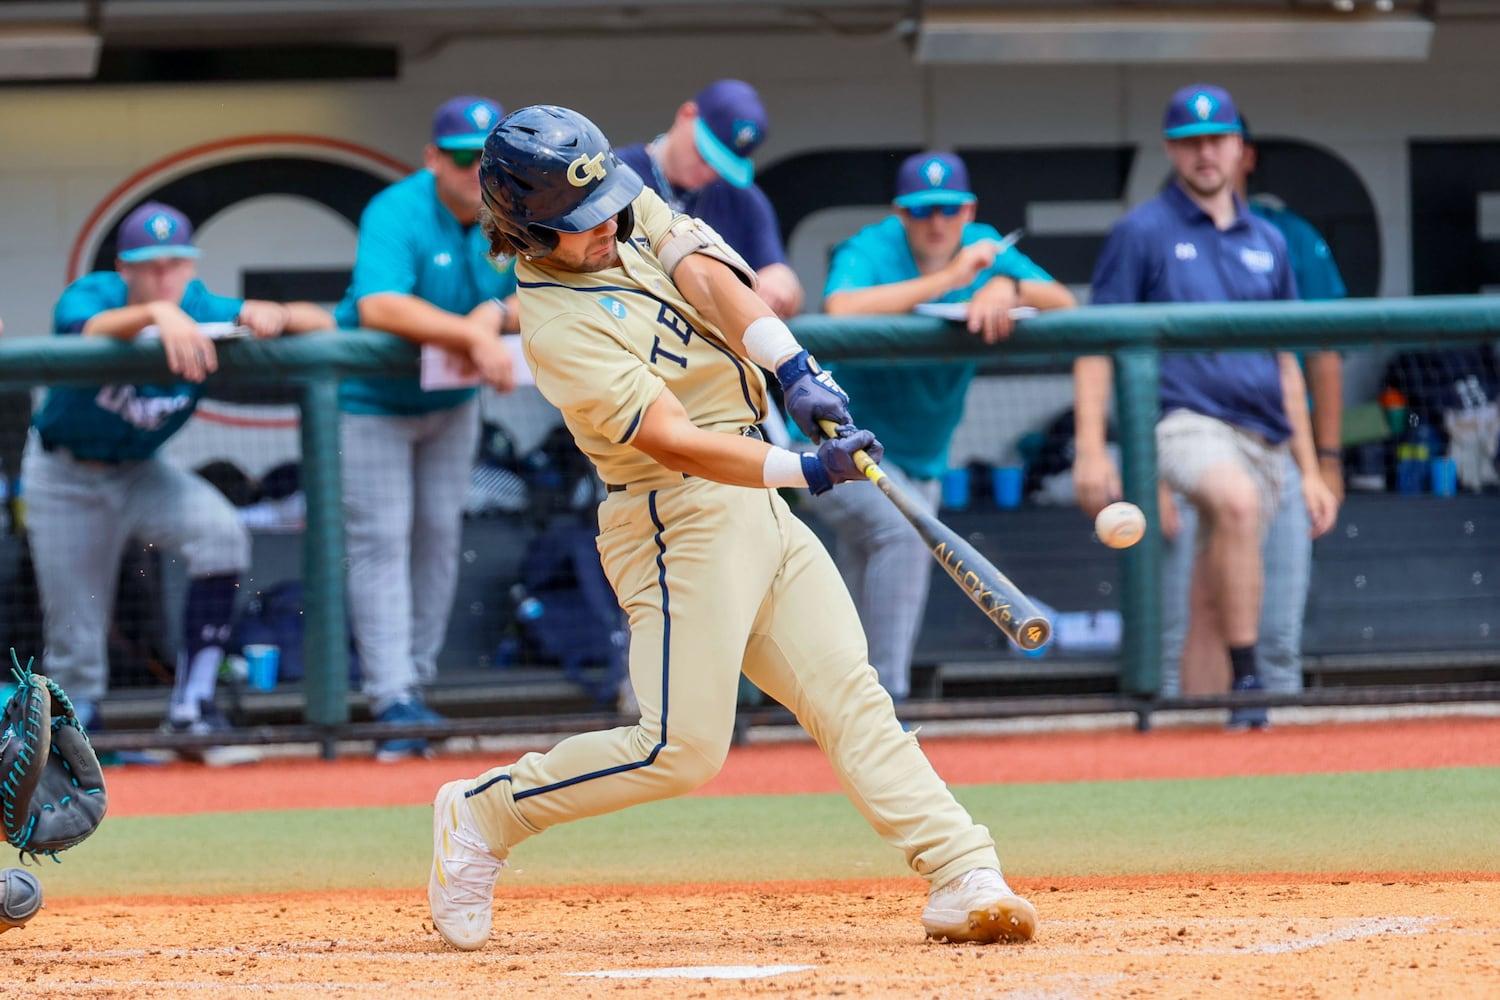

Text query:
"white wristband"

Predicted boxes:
[[762, 446, 809, 488], [742, 316, 801, 370]]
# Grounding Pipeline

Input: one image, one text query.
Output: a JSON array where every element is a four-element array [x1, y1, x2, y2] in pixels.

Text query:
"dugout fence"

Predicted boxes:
[[0, 296, 1496, 754]]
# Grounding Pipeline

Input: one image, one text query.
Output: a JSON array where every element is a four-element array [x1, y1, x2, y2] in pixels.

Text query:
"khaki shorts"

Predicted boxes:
[[1156, 409, 1287, 536]]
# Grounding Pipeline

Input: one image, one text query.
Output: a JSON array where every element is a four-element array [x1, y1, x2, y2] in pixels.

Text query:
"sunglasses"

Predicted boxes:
[[904, 203, 964, 220], [444, 148, 482, 169]]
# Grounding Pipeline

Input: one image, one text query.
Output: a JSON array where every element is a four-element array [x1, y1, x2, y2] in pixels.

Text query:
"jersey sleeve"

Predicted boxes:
[[1291, 223, 1347, 301], [823, 232, 883, 296], [1089, 217, 1152, 305], [345, 189, 421, 301], [988, 247, 1054, 284], [52, 273, 124, 334], [636, 189, 690, 252], [526, 316, 664, 446], [182, 283, 246, 324]]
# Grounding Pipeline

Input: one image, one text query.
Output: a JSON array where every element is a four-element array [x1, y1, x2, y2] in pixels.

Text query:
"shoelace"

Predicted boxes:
[[441, 824, 505, 906]]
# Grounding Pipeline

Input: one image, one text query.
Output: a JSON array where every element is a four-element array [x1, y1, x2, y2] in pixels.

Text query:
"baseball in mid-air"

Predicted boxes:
[[1095, 501, 1146, 549]]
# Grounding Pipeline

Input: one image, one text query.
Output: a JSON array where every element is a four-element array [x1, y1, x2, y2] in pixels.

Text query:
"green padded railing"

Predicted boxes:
[[0, 330, 419, 725], [0, 296, 1495, 721], [791, 295, 1500, 696]]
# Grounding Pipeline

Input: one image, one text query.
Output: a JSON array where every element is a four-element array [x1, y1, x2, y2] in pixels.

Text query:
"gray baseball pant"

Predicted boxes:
[[802, 464, 941, 702], [21, 434, 250, 706], [340, 398, 480, 713]]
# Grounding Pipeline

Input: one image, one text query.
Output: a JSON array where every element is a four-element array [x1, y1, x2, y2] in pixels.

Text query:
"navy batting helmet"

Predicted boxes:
[[480, 105, 643, 260]]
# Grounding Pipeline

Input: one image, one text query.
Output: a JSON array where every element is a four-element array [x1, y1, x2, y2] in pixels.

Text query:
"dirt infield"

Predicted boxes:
[[6, 715, 1499, 997], [9, 876, 1498, 998]]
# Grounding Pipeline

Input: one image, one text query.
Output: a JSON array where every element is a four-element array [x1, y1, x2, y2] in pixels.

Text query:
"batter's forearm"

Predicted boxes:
[[671, 254, 776, 358]]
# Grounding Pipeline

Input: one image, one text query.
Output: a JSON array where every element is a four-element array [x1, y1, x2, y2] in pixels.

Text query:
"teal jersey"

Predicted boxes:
[[335, 170, 518, 416], [814, 216, 1053, 480], [32, 272, 242, 462], [1250, 195, 1347, 302]]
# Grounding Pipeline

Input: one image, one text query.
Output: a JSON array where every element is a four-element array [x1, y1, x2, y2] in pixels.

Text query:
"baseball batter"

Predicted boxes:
[[428, 105, 1036, 950]]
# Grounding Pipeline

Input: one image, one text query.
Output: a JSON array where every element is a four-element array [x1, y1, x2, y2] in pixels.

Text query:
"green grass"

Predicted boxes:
[[38, 767, 1500, 899]]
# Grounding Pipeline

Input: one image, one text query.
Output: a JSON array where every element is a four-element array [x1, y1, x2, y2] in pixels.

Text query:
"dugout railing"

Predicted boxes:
[[0, 296, 1496, 754]]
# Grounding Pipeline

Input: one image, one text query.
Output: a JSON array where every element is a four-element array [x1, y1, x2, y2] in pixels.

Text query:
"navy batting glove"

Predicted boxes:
[[776, 350, 851, 442], [801, 427, 883, 496]]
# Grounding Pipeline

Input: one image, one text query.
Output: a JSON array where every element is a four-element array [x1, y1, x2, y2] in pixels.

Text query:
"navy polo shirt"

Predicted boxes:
[[1091, 181, 1299, 443], [616, 143, 787, 272]]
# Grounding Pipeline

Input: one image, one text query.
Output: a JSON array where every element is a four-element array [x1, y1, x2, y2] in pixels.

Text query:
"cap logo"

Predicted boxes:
[[1190, 92, 1218, 122], [922, 157, 950, 188], [567, 152, 608, 187], [468, 102, 496, 130], [147, 212, 177, 243], [732, 119, 761, 152]]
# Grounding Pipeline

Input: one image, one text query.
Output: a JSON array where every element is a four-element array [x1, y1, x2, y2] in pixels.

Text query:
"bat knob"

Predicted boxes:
[[1014, 617, 1051, 651]]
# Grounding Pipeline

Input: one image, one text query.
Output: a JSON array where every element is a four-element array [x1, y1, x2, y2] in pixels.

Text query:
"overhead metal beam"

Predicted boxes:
[[914, 10, 1436, 64]]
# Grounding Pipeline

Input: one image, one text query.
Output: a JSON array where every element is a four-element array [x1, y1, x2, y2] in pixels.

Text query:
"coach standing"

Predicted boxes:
[[1071, 84, 1337, 719], [335, 95, 518, 760]]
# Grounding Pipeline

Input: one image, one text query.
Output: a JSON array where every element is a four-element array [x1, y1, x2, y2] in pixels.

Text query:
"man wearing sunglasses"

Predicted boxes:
[[806, 151, 1075, 706], [334, 95, 519, 760]]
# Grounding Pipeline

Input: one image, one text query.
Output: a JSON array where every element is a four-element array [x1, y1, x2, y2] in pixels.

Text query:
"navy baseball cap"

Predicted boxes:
[[892, 152, 977, 209], [433, 95, 504, 150], [117, 202, 201, 262], [1162, 84, 1243, 140], [692, 79, 766, 189]]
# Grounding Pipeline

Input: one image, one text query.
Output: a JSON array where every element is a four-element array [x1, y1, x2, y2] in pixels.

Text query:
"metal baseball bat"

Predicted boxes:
[[818, 420, 1051, 650]]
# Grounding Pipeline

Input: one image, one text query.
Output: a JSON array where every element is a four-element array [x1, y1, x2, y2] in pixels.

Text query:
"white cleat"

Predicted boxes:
[[921, 868, 1038, 944], [429, 780, 505, 950]]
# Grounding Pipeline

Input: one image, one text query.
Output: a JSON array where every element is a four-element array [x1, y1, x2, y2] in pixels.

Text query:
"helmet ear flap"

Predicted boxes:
[[614, 204, 635, 244], [524, 224, 560, 258]]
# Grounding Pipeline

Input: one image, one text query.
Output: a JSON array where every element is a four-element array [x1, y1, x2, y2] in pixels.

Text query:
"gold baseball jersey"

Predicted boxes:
[[458, 179, 1009, 918], [517, 189, 767, 486]]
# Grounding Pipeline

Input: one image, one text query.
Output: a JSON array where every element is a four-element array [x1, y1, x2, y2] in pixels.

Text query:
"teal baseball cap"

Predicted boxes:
[[117, 202, 202, 262], [1162, 84, 1243, 140], [892, 152, 977, 209], [691, 79, 767, 189], [433, 96, 504, 150]]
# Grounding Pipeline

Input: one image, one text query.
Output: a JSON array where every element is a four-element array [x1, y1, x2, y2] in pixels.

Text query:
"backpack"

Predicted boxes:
[[507, 521, 626, 704]]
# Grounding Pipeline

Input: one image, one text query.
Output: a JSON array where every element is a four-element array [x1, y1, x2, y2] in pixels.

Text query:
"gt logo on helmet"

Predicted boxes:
[[567, 152, 608, 187]]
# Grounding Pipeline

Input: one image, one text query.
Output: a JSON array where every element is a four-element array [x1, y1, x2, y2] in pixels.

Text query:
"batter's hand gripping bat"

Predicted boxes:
[[819, 420, 1051, 650]]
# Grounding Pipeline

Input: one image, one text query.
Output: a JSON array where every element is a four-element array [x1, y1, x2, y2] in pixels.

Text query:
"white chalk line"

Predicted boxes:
[[566, 964, 817, 980]]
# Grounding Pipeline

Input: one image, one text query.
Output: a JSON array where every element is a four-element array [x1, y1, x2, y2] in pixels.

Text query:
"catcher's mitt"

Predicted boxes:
[[1, 652, 107, 860]]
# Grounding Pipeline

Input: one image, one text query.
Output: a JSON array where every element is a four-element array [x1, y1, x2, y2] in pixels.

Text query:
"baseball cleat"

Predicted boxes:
[[921, 868, 1038, 944], [429, 779, 505, 950]]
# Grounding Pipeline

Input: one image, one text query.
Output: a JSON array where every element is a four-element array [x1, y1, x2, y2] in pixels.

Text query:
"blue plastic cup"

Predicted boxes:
[[940, 467, 971, 511], [1431, 456, 1458, 497], [992, 465, 1024, 509], [244, 644, 280, 691]]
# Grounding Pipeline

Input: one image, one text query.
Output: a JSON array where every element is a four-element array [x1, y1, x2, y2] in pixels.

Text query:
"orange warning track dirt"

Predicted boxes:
[[102, 716, 1500, 817]]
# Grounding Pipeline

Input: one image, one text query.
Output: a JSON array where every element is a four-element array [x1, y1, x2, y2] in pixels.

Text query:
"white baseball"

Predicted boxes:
[[1095, 501, 1146, 549]]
